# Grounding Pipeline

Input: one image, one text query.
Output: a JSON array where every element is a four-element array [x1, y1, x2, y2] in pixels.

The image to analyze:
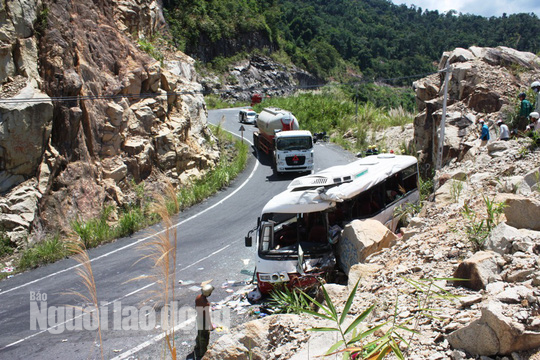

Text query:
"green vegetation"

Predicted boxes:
[[205, 94, 241, 109], [252, 86, 415, 153], [33, 6, 49, 38], [462, 195, 506, 251], [164, 0, 540, 83], [268, 285, 314, 314], [18, 236, 68, 271], [137, 38, 164, 63], [449, 180, 465, 203], [0, 230, 16, 258], [290, 278, 459, 359]]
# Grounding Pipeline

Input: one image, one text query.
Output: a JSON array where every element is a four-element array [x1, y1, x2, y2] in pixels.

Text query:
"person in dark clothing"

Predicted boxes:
[[518, 92, 533, 129], [194, 284, 214, 359]]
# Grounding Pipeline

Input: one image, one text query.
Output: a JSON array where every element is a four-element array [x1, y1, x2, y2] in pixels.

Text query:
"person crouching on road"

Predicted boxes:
[[497, 120, 510, 141], [478, 119, 490, 145], [194, 284, 214, 359]]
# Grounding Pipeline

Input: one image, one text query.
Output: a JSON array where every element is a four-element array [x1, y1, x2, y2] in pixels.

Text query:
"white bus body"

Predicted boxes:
[[246, 154, 419, 293]]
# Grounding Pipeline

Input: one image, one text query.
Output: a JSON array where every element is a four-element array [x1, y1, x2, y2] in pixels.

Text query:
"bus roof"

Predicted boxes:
[[262, 154, 418, 214]]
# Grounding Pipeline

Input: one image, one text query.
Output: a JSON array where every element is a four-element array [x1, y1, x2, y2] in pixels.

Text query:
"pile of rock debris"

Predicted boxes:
[[201, 47, 540, 360]]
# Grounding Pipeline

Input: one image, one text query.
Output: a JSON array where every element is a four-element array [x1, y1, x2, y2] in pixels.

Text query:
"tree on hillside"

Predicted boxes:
[[163, 0, 540, 82]]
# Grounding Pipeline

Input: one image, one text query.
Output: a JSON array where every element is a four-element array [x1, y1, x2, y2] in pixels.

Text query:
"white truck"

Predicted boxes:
[[253, 107, 314, 173]]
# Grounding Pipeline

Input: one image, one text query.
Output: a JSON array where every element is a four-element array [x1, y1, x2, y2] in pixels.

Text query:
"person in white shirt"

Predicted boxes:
[[526, 112, 540, 134], [497, 120, 510, 141]]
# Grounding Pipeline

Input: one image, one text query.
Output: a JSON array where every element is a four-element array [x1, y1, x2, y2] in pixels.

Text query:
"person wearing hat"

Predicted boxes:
[[478, 119, 490, 143], [532, 81, 540, 112], [526, 111, 540, 134], [194, 284, 214, 359], [497, 120, 510, 141]]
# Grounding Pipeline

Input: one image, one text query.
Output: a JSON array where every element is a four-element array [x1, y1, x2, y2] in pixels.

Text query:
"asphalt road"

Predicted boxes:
[[0, 107, 356, 359]]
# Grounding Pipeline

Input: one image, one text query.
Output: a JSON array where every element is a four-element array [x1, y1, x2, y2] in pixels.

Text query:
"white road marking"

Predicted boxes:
[[1, 242, 234, 350], [0, 127, 258, 351], [0, 131, 255, 297], [110, 284, 253, 360], [110, 317, 196, 360]]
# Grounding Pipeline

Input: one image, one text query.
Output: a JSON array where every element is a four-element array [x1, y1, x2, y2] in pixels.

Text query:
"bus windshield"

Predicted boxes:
[[275, 136, 313, 151], [259, 212, 331, 258]]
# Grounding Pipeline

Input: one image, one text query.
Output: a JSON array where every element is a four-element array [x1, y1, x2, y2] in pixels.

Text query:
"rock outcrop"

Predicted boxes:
[[413, 46, 540, 170], [0, 0, 218, 244], [201, 54, 321, 103]]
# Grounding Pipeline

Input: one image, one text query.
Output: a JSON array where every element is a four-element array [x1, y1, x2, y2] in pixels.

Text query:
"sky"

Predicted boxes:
[[389, 0, 540, 18]]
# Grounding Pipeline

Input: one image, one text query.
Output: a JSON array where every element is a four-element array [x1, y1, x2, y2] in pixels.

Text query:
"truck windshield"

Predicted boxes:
[[275, 136, 313, 151], [259, 212, 330, 259]]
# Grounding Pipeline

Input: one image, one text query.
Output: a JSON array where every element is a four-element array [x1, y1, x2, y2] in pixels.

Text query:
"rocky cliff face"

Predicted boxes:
[[413, 46, 540, 170], [201, 54, 322, 103], [0, 0, 218, 244]]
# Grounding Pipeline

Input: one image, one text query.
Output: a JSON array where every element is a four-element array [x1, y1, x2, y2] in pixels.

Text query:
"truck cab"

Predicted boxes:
[[273, 130, 314, 173]]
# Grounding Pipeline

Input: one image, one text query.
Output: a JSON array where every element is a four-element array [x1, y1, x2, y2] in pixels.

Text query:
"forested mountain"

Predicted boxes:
[[164, 0, 540, 83]]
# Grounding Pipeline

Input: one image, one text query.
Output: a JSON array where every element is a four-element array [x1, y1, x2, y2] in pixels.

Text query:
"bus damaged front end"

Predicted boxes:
[[245, 189, 338, 294]]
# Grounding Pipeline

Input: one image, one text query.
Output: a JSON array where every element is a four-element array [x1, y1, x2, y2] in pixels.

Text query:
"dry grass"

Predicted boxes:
[[66, 238, 104, 360], [132, 185, 179, 359]]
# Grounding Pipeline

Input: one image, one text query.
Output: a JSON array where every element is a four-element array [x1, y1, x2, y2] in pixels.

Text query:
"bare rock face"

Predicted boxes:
[[201, 54, 321, 103], [413, 46, 540, 169], [0, 0, 219, 243], [0, 84, 53, 184]]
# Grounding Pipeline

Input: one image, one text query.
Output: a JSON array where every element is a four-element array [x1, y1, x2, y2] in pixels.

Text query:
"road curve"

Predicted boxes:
[[0, 107, 356, 359]]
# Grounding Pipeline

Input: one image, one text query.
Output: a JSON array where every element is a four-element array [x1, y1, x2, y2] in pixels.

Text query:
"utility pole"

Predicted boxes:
[[436, 64, 451, 171]]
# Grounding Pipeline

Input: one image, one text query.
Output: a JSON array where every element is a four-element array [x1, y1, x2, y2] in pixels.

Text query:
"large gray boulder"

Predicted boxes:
[[336, 219, 397, 275], [448, 301, 540, 356], [495, 194, 540, 231], [484, 222, 524, 255], [453, 251, 502, 291], [0, 83, 53, 187]]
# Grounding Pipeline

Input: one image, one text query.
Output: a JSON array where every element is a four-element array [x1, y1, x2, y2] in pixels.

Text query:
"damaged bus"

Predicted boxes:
[[245, 154, 419, 293]]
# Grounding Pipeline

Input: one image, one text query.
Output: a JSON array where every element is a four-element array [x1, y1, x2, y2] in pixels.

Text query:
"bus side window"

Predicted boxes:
[[384, 174, 404, 204], [401, 165, 419, 193]]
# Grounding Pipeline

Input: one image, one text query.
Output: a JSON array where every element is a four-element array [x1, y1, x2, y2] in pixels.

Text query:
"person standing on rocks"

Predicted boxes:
[[497, 120, 510, 141], [478, 119, 490, 145], [193, 284, 214, 359], [532, 81, 540, 112], [518, 92, 533, 129]]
